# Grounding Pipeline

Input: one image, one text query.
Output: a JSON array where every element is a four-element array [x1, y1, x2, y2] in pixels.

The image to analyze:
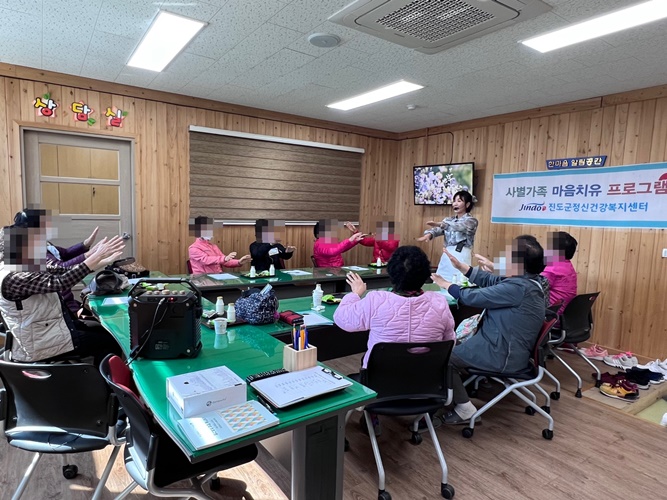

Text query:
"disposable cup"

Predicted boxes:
[[213, 318, 228, 335]]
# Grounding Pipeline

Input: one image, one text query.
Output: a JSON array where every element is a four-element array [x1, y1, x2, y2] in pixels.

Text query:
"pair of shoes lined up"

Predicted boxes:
[[602, 352, 638, 370], [597, 372, 639, 400], [636, 359, 667, 380]]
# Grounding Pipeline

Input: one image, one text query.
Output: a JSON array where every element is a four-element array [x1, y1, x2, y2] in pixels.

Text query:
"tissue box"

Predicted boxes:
[[167, 366, 246, 418]]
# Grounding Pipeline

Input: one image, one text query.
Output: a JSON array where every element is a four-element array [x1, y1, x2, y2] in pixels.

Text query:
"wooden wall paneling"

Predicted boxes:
[[6, 79, 23, 215], [0, 78, 10, 219], [155, 101, 169, 271]]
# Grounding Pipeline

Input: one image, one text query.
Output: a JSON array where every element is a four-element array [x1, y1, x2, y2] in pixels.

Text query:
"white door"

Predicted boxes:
[[23, 130, 135, 257]]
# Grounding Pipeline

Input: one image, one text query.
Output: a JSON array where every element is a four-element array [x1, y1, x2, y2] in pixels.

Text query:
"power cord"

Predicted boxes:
[[127, 298, 168, 365]]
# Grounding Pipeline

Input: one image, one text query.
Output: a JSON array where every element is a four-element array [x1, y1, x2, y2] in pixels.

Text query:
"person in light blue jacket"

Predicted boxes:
[[431, 235, 546, 425]]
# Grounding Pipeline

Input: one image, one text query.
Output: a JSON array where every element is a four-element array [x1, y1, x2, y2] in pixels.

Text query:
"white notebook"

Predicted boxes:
[[177, 400, 279, 451], [250, 366, 352, 409]]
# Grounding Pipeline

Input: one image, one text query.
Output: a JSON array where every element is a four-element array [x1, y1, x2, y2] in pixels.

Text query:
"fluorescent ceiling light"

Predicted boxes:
[[128, 11, 206, 72], [327, 80, 424, 111], [521, 0, 667, 53]]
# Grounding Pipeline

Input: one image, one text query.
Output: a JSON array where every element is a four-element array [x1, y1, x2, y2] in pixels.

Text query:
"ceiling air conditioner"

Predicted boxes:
[[329, 0, 552, 54]]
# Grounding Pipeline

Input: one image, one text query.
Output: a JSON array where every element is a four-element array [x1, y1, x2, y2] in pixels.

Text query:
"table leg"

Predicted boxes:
[[291, 412, 346, 500]]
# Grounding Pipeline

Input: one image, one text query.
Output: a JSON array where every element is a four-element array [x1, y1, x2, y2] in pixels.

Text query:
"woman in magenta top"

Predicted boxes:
[[312, 219, 364, 267], [344, 220, 400, 264], [188, 216, 250, 274], [542, 231, 578, 315]]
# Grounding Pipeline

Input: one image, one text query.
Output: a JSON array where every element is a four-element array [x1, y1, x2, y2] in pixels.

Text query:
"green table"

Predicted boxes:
[[180, 266, 393, 303], [87, 291, 376, 500]]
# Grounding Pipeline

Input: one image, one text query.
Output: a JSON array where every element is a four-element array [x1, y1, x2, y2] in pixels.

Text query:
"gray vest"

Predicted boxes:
[[0, 266, 74, 361]]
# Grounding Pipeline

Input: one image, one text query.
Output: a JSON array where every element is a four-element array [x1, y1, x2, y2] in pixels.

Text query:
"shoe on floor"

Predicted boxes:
[[360, 413, 381, 437], [579, 344, 608, 360], [636, 360, 667, 380], [599, 382, 639, 400], [603, 353, 638, 371], [622, 369, 651, 390], [438, 409, 481, 426], [598, 372, 624, 386]]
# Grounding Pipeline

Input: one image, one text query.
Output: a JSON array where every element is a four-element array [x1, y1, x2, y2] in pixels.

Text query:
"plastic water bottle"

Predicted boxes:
[[376, 257, 382, 267], [452, 274, 459, 286], [215, 296, 225, 315], [312, 283, 323, 309], [227, 303, 236, 323], [269, 264, 276, 276], [249, 265, 256, 278]]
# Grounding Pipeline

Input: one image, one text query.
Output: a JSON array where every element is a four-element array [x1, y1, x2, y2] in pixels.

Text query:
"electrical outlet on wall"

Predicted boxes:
[[662, 248, 667, 258]]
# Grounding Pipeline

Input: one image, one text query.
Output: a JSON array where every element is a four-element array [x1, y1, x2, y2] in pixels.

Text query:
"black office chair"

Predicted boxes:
[[547, 292, 601, 398], [186, 259, 193, 274], [0, 359, 124, 500], [348, 341, 456, 500], [542, 301, 563, 400], [462, 317, 559, 440], [310, 255, 319, 267], [99, 355, 258, 500]]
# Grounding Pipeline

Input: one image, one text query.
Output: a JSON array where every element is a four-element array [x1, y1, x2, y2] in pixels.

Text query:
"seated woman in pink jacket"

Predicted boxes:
[[334, 245, 455, 435], [312, 219, 365, 267], [334, 245, 455, 369], [188, 216, 250, 274], [344, 220, 400, 264]]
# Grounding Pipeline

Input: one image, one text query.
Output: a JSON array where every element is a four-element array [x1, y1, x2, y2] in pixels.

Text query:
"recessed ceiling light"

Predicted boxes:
[[521, 0, 667, 53], [327, 80, 424, 111], [128, 11, 206, 72]]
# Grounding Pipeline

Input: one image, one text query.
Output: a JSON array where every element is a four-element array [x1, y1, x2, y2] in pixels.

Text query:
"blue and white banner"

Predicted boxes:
[[491, 162, 667, 228]]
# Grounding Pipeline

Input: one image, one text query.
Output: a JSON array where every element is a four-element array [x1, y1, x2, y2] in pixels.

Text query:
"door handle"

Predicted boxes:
[[121, 232, 131, 240]]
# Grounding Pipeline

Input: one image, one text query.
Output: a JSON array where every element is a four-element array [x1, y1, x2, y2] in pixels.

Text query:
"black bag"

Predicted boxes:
[[106, 257, 149, 279], [235, 287, 279, 325], [82, 270, 128, 297]]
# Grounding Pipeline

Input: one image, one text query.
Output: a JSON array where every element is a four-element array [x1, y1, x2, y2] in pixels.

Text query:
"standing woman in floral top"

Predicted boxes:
[[417, 190, 478, 284]]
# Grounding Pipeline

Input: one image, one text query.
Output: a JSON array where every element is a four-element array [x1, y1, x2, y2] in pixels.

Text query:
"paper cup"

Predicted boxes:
[[213, 318, 228, 335]]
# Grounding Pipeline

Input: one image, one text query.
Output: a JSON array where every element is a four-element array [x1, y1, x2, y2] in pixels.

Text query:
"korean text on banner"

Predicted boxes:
[[491, 162, 667, 229]]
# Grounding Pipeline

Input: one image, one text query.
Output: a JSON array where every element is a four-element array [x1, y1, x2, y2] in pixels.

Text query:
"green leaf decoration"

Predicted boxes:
[[43, 93, 50, 100], [121, 111, 129, 117], [87, 118, 96, 126]]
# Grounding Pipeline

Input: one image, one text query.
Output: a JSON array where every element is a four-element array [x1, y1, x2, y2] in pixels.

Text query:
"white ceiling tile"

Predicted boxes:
[[0, 0, 40, 14], [159, 0, 221, 22], [163, 52, 216, 79], [42, 56, 82, 75], [178, 83, 214, 99], [80, 57, 123, 82], [115, 67, 158, 88], [96, 0, 161, 39], [149, 73, 187, 92], [229, 49, 314, 89], [85, 30, 137, 65], [268, 0, 348, 33]]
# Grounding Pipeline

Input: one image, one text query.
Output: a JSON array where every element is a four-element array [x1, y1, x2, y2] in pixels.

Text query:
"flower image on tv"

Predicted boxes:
[[413, 163, 474, 205]]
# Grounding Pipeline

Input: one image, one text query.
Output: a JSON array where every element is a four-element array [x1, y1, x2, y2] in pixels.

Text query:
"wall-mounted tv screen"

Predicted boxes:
[[413, 162, 474, 205]]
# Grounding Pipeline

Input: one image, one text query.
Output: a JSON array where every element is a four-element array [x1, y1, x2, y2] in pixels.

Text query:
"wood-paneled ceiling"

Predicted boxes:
[[1, 0, 667, 132]]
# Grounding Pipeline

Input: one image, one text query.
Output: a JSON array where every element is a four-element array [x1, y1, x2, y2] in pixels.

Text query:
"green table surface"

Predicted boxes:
[[87, 291, 376, 462], [179, 266, 390, 289]]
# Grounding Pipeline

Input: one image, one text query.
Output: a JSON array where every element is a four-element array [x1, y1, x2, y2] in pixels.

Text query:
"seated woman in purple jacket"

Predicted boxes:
[[334, 245, 456, 369]]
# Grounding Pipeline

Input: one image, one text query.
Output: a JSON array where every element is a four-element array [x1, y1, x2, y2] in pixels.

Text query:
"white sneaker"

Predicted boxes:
[[637, 360, 667, 377], [603, 353, 638, 371]]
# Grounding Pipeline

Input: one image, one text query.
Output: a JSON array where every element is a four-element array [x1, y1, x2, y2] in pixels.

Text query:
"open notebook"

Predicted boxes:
[[178, 400, 279, 451], [250, 366, 352, 409]]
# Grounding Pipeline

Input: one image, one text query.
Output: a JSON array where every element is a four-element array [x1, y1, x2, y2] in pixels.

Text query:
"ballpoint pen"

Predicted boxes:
[[256, 395, 277, 415]]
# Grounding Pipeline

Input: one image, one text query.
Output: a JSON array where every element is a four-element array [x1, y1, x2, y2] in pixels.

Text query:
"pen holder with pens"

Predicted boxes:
[[283, 344, 317, 372]]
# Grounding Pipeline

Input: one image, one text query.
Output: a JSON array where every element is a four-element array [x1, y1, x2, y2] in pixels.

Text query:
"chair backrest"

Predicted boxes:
[[533, 317, 559, 368], [310, 255, 318, 268], [186, 259, 193, 274], [0, 359, 115, 437], [99, 355, 158, 472], [546, 300, 563, 321], [561, 292, 600, 341], [363, 340, 455, 400]]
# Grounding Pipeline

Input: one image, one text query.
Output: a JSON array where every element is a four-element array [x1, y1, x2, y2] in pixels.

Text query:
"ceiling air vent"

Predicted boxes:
[[329, 0, 552, 54]]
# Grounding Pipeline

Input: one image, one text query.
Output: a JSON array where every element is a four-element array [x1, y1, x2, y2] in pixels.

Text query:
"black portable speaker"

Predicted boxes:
[[128, 278, 202, 359]]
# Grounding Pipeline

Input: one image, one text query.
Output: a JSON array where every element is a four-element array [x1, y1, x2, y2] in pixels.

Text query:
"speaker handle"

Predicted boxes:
[[127, 278, 202, 301]]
